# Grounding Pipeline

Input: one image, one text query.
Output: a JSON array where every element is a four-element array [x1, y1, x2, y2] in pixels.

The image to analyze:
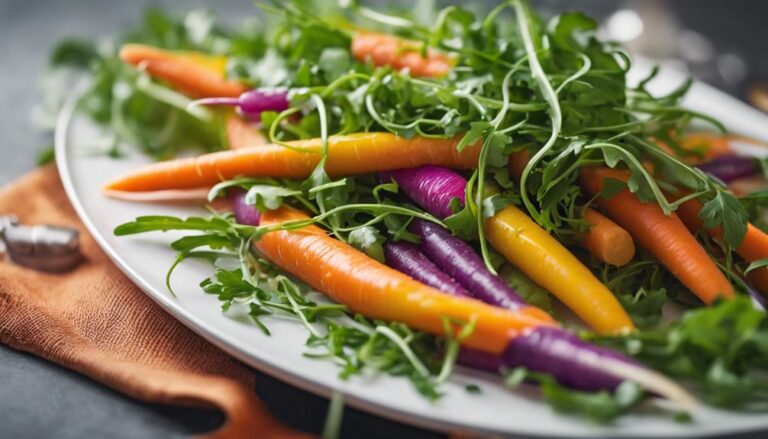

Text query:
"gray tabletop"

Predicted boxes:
[[1, 1, 767, 438]]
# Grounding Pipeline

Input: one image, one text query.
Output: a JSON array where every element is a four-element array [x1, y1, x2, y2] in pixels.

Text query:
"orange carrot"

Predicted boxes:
[[580, 167, 734, 304], [103, 133, 482, 193], [119, 44, 248, 98], [226, 114, 266, 150], [508, 149, 636, 266], [256, 207, 556, 353], [581, 208, 636, 267], [672, 195, 768, 295], [351, 32, 455, 78], [507, 148, 531, 181]]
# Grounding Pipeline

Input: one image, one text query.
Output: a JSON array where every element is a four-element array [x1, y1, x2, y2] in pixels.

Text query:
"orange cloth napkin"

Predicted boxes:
[[0, 166, 313, 439]]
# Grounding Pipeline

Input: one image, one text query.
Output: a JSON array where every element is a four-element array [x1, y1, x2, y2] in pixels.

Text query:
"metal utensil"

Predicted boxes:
[[0, 215, 81, 272]]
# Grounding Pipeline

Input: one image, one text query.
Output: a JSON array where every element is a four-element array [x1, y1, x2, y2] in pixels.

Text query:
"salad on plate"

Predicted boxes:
[[51, 0, 768, 424]]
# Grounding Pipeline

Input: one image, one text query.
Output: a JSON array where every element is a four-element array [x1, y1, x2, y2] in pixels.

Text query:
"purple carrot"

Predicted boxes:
[[463, 326, 646, 392], [380, 166, 526, 309], [382, 222, 636, 390], [696, 154, 758, 183], [383, 240, 505, 372], [231, 188, 261, 226], [384, 241, 472, 297], [504, 326, 633, 391], [191, 88, 290, 122], [379, 165, 466, 219], [410, 219, 526, 310]]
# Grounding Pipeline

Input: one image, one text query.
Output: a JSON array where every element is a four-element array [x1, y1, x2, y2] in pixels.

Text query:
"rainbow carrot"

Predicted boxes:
[[580, 167, 734, 304], [351, 32, 455, 78], [383, 165, 634, 333], [119, 43, 248, 98], [581, 208, 636, 267], [103, 133, 482, 193], [485, 205, 635, 334], [254, 207, 693, 403], [256, 206, 555, 354]]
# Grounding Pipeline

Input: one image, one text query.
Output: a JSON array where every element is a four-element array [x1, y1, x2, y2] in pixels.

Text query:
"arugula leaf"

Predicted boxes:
[[347, 226, 385, 262], [699, 191, 749, 248], [443, 201, 477, 240], [245, 185, 302, 211], [114, 215, 233, 235], [499, 265, 552, 312], [50, 39, 99, 68], [745, 258, 768, 275], [590, 297, 768, 409], [505, 369, 644, 423]]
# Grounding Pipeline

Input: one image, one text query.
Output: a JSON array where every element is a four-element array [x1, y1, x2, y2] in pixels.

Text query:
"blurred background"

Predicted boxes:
[[1, 1, 767, 438]]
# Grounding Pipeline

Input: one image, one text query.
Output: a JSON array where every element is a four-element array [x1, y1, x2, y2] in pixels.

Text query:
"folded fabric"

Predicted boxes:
[[0, 165, 312, 439]]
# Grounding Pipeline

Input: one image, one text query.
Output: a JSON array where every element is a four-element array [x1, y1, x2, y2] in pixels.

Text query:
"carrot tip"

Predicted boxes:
[[103, 188, 210, 203]]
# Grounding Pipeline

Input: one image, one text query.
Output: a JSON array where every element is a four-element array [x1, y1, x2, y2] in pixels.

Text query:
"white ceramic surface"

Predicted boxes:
[[56, 61, 768, 438]]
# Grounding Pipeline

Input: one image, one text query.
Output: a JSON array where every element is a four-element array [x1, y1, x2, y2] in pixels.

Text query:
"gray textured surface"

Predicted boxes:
[[1, 1, 767, 438]]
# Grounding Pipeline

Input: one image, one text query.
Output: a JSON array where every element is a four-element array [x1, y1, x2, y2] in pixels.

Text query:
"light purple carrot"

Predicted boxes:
[[192, 88, 290, 122], [231, 188, 261, 226], [379, 165, 466, 219]]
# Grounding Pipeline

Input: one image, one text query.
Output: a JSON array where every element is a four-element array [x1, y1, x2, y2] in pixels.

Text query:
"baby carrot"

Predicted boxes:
[[485, 205, 635, 334], [256, 207, 556, 354], [351, 32, 455, 78], [508, 149, 635, 266], [580, 167, 734, 304], [103, 133, 482, 192], [225, 114, 266, 150], [119, 43, 248, 98], [581, 208, 636, 267]]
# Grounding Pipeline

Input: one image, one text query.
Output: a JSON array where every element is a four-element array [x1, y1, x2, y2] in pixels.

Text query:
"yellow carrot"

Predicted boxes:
[[485, 205, 635, 334], [104, 133, 482, 193]]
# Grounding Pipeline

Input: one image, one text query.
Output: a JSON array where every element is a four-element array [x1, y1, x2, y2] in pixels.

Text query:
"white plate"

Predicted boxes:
[[56, 61, 768, 438]]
